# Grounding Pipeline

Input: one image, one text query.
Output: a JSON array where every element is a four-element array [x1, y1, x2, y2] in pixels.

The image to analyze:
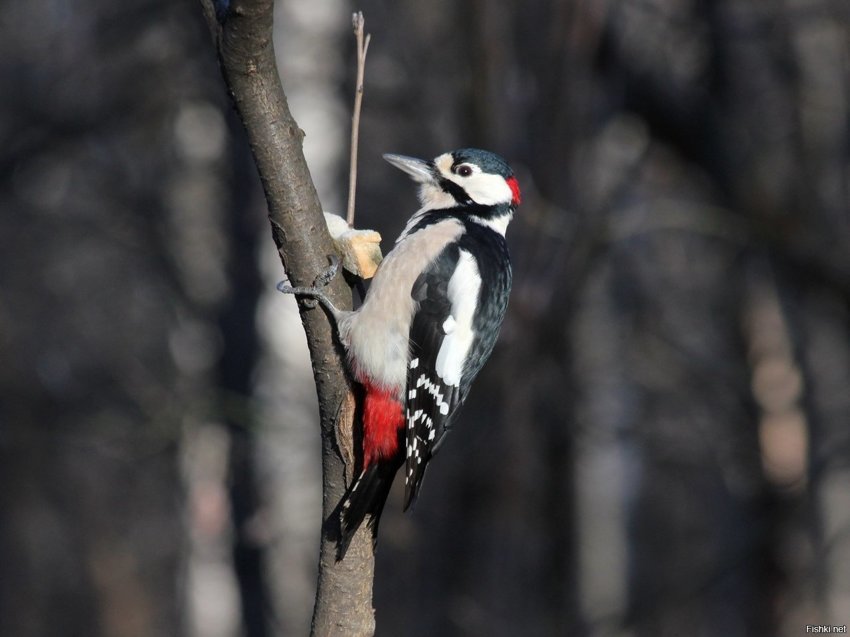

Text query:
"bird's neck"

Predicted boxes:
[[397, 202, 513, 243]]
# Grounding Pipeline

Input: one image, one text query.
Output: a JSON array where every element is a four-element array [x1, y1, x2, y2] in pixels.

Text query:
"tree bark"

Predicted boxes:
[[199, 1, 376, 634]]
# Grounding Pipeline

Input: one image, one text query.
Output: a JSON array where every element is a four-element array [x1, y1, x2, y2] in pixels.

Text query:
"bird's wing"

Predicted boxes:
[[403, 243, 482, 509]]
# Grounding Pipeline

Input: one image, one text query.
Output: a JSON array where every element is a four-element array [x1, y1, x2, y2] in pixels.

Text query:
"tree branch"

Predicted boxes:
[[198, 2, 377, 635]]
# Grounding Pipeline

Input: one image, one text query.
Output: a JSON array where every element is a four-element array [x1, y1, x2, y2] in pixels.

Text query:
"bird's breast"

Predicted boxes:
[[344, 218, 465, 392]]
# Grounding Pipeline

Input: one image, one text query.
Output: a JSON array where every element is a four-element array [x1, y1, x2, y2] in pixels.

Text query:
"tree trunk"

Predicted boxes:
[[199, 1, 376, 634]]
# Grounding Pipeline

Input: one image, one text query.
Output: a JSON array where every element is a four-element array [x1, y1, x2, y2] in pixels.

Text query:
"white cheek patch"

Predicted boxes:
[[463, 173, 514, 205], [435, 250, 481, 387], [443, 172, 513, 206]]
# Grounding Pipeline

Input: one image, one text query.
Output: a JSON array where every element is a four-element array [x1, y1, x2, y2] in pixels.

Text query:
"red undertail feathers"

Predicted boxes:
[[336, 380, 405, 560], [361, 380, 404, 468]]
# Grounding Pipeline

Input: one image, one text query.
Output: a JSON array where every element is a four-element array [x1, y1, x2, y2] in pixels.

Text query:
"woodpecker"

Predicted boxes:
[[281, 148, 520, 559]]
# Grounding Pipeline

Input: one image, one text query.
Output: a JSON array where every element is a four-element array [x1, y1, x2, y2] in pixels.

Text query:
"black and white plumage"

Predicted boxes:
[[282, 148, 520, 559], [402, 216, 513, 507]]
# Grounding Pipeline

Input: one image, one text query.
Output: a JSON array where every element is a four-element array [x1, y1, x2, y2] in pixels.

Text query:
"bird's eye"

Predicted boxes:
[[456, 164, 473, 177]]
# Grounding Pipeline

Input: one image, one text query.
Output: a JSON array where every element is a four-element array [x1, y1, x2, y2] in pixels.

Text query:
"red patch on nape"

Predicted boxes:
[[506, 176, 522, 206], [361, 380, 404, 468]]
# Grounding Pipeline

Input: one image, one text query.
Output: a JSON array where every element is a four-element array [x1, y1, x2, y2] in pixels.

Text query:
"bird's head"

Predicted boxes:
[[383, 148, 521, 211]]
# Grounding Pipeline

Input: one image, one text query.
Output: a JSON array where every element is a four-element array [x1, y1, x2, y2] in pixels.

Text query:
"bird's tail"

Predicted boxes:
[[337, 460, 400, 561]]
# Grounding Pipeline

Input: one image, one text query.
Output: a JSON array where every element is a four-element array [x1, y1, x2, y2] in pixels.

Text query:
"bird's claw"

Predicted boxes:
[[313, 254, 340, 288]]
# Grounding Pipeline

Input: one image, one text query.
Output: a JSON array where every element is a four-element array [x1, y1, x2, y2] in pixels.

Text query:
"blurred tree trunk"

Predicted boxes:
[[0, 1, 224, 635], [779, 266, 850, 622], [615, 234, 769, 636], [217, 109, 268, 636]]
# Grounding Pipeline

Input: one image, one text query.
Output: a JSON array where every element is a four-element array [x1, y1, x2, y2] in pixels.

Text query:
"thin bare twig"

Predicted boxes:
[[346, 11, 371, 226]]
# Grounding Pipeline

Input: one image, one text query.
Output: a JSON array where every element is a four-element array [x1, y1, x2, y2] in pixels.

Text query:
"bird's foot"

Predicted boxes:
[[277, 255, 342, 315], [312, 254, 341, 288]]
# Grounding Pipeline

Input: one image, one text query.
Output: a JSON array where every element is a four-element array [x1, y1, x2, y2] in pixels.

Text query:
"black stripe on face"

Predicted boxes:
[[437, 177, 472, 205]]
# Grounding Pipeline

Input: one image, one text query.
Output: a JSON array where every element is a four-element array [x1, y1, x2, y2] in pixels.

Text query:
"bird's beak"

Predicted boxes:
[[383, 154, 435, 184]]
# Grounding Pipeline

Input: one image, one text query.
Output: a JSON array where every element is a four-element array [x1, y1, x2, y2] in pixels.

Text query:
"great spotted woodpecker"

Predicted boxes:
[[281, 148, 520, 559]]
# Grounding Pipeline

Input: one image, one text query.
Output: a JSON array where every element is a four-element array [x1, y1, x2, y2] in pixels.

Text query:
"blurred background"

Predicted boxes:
[[1, 0, 849, 636]]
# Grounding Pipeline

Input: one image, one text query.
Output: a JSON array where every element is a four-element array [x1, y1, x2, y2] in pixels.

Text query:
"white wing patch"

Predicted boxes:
[[435, 249, 481, 387]]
